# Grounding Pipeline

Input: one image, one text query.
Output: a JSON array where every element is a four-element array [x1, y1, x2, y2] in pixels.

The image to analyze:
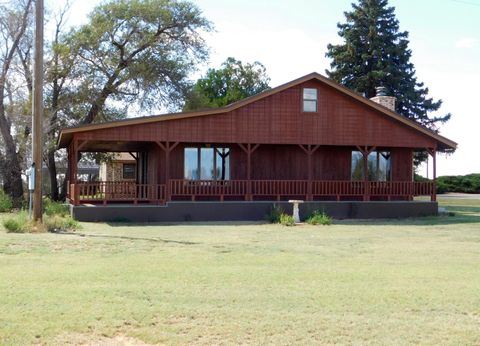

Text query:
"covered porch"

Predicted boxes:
[[66, 139, 438, 205]]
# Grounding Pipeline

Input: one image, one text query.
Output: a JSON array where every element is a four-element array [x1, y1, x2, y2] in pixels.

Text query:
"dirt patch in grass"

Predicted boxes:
[[50, 333, 156, 346]]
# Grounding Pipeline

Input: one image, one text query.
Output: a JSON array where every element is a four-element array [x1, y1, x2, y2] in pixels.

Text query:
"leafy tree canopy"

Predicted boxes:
[[184, 57, 270, 110], [326, 0, 451, 131], [70, 0, 213, 124], [42, 0, 212, 200]]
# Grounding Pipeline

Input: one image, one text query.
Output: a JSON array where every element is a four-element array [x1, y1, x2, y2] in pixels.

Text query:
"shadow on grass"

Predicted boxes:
[[102, 214, 480, 227], [446, 206, 480, 213], [67, 202, 480, 228], [336, 215, 479, 226], [52, 231, 199, 245], [92, 213, 480, 228], [104, 221, 265, 227], [336, 205, 480, 226]]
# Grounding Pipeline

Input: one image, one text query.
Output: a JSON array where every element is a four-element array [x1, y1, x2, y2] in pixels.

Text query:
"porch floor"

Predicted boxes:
[[71, 201, 438, 222]]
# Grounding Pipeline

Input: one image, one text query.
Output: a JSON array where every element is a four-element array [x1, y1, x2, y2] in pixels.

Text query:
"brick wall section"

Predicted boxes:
[[369, 96, 396, 112], [99, 162, 136, 181]]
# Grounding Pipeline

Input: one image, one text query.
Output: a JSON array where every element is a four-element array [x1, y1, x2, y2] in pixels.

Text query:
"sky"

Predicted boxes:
[[50, 0, 480, 176]]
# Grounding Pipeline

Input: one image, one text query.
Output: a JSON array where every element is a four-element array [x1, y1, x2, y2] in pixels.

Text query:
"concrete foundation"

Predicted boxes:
[[71, 201, 438, 222]]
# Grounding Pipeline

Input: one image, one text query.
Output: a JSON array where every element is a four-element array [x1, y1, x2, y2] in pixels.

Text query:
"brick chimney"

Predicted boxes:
[[370, 86, 396, 111]]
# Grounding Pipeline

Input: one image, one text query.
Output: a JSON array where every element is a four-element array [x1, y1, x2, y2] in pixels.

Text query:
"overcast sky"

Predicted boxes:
[[50, 0, 480, 176]]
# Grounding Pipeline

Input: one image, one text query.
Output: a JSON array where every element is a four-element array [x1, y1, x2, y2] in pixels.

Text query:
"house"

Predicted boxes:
[[58, 73, 456, 221], [98, 153, 137, 182]]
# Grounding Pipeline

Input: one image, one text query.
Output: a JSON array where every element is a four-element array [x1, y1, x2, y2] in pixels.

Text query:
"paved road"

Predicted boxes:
[[438, 193, 480, 199]]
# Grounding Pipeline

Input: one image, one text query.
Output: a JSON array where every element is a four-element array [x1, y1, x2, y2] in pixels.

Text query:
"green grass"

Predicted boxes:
[[1, 198, 480, 345]]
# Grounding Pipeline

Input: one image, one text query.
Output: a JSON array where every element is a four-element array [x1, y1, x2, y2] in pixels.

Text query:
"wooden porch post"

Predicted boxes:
[[239, 143, 260, 201], [433, 149, 437, 202], [356, 146, 376, 201], [72, 140, 87, 206], [299, 144, 320, 201], [156, 141, 179, 202], [72, 140, 79, 205], [427, 148, 437, 202], [66, 143, 72, 199], [71, 140, 78, 184], [363, 153, 369, 201], [66, 143, 72, 202], [71, 141, 79, 205]]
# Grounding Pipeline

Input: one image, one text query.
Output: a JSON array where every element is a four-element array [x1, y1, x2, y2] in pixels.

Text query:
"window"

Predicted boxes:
[[184, 147, 230, 180], [351, 151, 391, 181], [184, 148, 199, 180], [122, 163, 136, 179], [351, 151, 364, 180], [303, 88, 317, 112], [200, 148, 214, 180]]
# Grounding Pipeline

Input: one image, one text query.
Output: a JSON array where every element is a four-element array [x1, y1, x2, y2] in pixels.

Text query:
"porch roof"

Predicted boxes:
[[57, 72, 457, 152]]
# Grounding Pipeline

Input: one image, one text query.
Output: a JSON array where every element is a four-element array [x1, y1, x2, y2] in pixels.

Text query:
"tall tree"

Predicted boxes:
[[44, 3, 77, 200], [325, 0, 450, 131], [0, 0, 33, 207], [184, 57, 270, 110], [42, 0, 212, 200], [73, 0, 212, 125]]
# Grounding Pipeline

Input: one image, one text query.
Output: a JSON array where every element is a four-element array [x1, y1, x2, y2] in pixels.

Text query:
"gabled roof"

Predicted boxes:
[[58, 72, 457, 151]]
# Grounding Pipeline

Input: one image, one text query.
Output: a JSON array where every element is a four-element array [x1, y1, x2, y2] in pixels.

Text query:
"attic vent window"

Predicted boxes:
[[303, 88, 317, 112]]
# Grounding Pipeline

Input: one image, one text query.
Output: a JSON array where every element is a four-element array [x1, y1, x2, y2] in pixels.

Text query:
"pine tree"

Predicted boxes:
[[326, 0, 450, 131]]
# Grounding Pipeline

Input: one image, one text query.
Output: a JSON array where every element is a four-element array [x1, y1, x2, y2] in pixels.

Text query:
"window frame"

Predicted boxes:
[[351, 150, 392, 181], [184, 146, 231, 181], [122, 163, 136, 180], [302, 87, 318, 113]]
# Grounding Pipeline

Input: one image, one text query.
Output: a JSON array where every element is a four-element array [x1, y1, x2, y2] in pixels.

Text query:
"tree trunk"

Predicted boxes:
[[0, 105, 24, 207], [0, 0, 32, 207], [47, 148, 59, 200], [59, 172, 68, 201], [3, 157, 24, 208]]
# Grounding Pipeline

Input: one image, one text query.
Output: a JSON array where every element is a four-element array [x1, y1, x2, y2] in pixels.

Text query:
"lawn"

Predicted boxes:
[[1, 198, 480, 345]]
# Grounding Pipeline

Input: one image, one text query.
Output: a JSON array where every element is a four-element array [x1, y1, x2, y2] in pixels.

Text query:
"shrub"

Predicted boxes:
[[63, 217, 81, 231], [44, 214, 81, 232], [436, 174, 480, 194], [43, 198, 70, 217], [306, 210, 332, 225], [43, 214, 65, 232], [0, 190, 13, 212], [2, 212, 31, 233], [279, 213, 295, 226], [266, 205, 284, 223], [3, 218, 24, 233], [417, 173, 480, 194], [2, 210, 79, 234]]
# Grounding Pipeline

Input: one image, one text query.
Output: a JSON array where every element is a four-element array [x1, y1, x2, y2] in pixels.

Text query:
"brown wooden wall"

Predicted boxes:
[[391, 148, 413, 181], [74, 80, 436, 149], [142, 143, 413, 184], [313, 147, 352, 181], [70, 77, 426, 183]]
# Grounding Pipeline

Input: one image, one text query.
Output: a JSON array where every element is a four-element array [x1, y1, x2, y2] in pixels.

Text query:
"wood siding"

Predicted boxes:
[[74, 80, 436, 149], [391, 148, 413, 181], [146, 144, 411, 183]]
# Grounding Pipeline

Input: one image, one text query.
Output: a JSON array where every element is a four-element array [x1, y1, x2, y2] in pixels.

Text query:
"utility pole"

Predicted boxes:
[[32, 0, 44, 222]]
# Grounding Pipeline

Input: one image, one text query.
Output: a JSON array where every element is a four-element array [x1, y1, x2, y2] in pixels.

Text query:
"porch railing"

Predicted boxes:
[[169, 179, 248, 200], [69, 180, 436, 205], [70, 181, 166, 205], [168, 180, 435, 201]]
